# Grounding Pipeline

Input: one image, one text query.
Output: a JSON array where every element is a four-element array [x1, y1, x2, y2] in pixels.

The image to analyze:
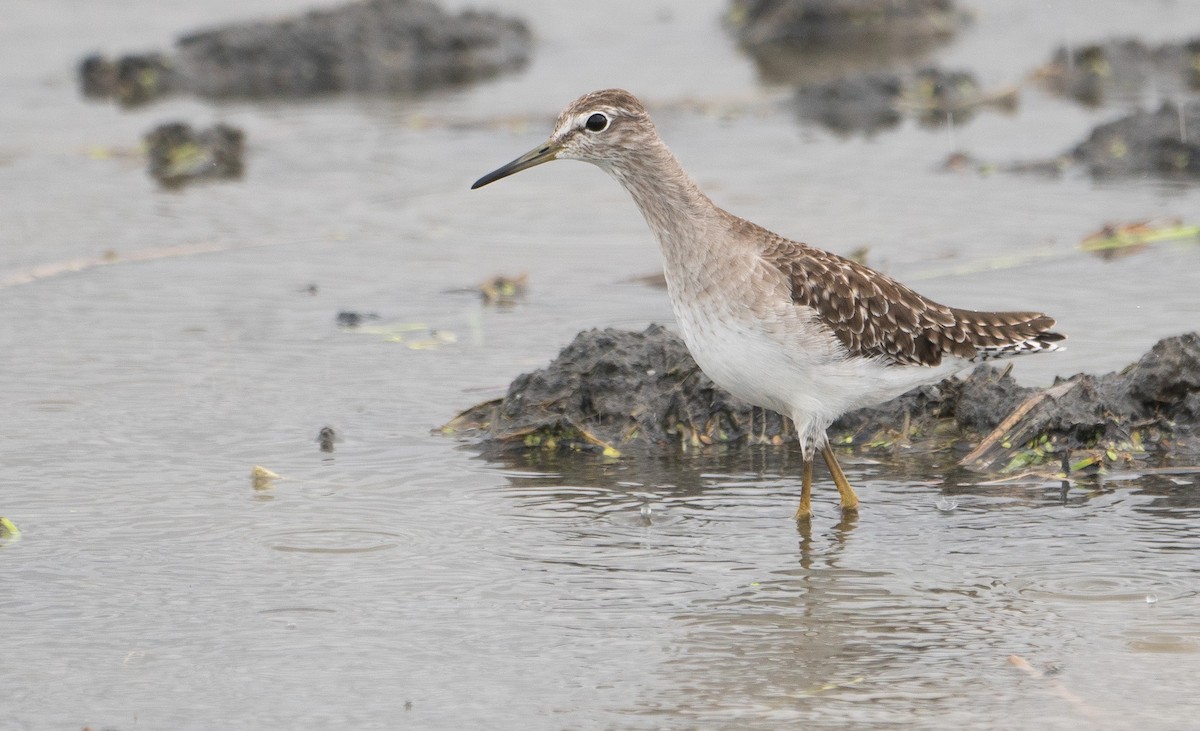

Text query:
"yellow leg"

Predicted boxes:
[[821, 444, 859, 513], [794, 457, 813, 521]]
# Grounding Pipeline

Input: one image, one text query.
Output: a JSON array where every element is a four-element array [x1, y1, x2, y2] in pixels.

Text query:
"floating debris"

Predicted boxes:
[[479, 273, 528, 305], [1079, 219, 1200, 260], [251, 465, 282, 490], [0, 517, 21, 545], [146, 122, 244, 188], [336, 311, 382, 327], [0, 240, 289, 290], [1009, 655, 1104, 723], [339, 317, 457, 350], [317, 426, 338, 453], [939, 150, 1071, 177]]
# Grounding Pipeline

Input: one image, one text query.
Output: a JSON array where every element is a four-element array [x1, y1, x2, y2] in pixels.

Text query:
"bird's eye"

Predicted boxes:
[[585, 113, 609, 132]]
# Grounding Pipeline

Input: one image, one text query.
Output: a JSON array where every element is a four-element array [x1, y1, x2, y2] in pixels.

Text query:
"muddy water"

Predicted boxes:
[[3, 1, 1200, 728]]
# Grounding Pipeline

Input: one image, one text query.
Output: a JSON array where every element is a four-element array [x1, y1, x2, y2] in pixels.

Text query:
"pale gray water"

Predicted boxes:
[[2, 1, 1199, 728]]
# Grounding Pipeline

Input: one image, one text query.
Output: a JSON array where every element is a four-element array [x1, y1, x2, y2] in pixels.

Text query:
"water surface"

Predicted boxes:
[[2, 1, 1199, 728]]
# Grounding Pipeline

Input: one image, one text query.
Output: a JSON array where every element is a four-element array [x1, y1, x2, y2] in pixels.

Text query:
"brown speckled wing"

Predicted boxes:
[[746, 221, 1063, 366]]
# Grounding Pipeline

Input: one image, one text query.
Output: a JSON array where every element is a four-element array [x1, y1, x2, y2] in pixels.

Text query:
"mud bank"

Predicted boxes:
[[793, 67, 1016, 136], [946, 101, 1200, 179], [727, 0, 964, 50], [444, 326, 1200, 473], [79, 0, 531, 106], [1070, 102, 1200, 178], [1036, 37, 1200, 107], [726, 0, 967, 85]]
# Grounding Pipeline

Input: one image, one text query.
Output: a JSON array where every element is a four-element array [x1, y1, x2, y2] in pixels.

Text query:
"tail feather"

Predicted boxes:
[[950, 309, 1066, 361]]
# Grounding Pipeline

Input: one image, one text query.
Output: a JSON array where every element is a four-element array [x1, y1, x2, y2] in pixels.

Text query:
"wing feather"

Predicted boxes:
[[738, 219, 1064, 366]]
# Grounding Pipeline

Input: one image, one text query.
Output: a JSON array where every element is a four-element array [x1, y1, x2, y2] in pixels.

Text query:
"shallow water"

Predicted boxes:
[[2, 1, 1200, 728]]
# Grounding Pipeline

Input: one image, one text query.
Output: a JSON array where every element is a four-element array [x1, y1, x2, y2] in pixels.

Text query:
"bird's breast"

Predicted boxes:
[[662, 260, 841, 416]]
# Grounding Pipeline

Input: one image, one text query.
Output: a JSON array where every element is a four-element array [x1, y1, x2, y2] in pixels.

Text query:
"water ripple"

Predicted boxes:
[[267, 528, 403, 554], [1007, 571, 1188, 603]]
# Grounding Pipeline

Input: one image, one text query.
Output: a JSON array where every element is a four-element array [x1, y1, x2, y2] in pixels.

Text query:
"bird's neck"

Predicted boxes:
[[603, 138, 716, 268]]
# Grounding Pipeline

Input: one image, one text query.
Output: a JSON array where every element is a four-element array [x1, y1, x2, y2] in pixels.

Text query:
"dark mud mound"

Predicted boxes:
[[848, 332, 1200, 470], [80, 0, 532, 106], [958, 333, 1200, 471], [444, 325, 794, 456], [80, 54, 174, 107], [444, 326, 1200, 473], [794, 67, 1016, 136], [1071, 102, 1200, 178], [794, 73, 903, 135], [1037, 37, 1200, 107], [948, 102, 1200, 179], [1127, 331, 1200, 422], [729, 0, 963, 48], [727, 0, 967, 84], [146, 122, 244, 188]]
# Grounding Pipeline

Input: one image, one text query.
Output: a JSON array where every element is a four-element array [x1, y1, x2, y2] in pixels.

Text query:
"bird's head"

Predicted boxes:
[[471, 88, 652, 189]]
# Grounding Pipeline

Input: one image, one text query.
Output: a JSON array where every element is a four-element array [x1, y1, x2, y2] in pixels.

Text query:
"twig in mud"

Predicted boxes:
[[959, 381, 1077, 469]]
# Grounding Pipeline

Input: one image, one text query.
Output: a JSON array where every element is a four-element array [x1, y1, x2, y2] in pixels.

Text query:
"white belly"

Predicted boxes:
[[669, 293, 967, 448]]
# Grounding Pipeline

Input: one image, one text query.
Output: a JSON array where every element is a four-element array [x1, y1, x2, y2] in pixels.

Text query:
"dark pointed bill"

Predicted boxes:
[[471, 141, 562, 189]]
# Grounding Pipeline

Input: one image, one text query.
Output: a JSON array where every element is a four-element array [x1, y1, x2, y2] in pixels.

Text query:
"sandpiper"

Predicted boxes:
[[472, 89, 1064, 519]]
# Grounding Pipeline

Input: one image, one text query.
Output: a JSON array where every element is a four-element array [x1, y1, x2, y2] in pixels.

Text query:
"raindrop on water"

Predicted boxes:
[[1146, 593, 1159, 606], [639, 502, 653, 525]]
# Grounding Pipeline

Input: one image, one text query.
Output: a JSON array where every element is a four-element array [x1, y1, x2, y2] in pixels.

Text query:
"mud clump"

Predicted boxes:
[[1126, 332, 1200, 419], [146, 122, 244, 188], [444, 325, 793, 455], [956, 335, 1200, 471], [726, 0, 968, 85], [1071, 102, 1200, 178], [948, 102, 1200, 179], [1037, 37, 1200, 106], [445, 326, 1200, 473], [728, 0, 964, 49], [80, 54, 174, 107], [794, 73, 903, 135], [336, 311, 382, 327], [794, 67, 1016, 136], [80, 0, 532, 106]]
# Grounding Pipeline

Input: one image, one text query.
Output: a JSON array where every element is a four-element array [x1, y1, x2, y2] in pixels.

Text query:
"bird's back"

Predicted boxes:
[[739, 216, 1065, 368]]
